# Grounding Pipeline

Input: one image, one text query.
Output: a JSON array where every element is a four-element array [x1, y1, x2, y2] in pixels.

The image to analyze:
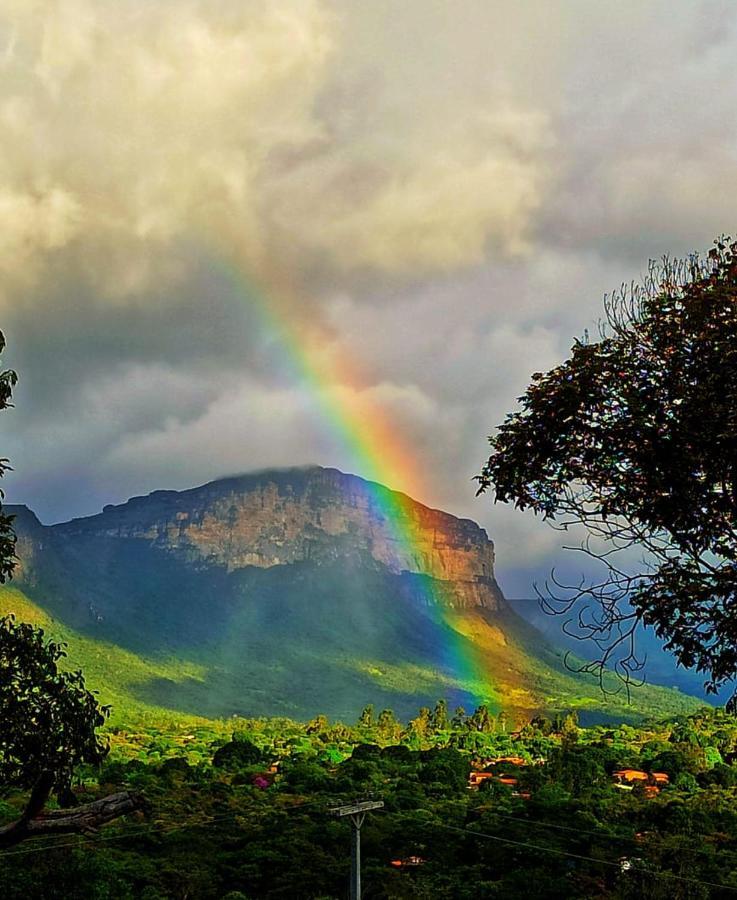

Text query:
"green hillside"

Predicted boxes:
[[0, 582, 703, 727], [0, 586, 207, 727]]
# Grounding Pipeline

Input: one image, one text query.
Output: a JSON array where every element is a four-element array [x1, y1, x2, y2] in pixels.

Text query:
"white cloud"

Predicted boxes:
[[0, 0, 552, 311], [0, 186, 81, 280], [264, 108, 549, 273], [0, 0, 334, 299]]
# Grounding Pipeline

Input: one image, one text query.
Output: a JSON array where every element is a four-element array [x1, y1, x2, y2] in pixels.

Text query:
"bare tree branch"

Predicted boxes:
[[0, 789, 147, 849]]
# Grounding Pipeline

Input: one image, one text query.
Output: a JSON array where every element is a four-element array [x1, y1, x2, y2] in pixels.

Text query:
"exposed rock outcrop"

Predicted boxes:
[[17, 467, 504, 610]]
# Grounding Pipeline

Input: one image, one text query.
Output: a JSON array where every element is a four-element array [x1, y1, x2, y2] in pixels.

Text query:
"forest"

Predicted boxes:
[[2, 701, 737, 898]]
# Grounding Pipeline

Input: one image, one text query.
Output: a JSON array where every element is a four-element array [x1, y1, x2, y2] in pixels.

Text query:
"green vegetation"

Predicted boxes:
[[0, 586, 721, 896], [2, 702, 737, 897], [0, 587, 208, 728], [0, 611, 109, 793], [0, 585, 703, 728]]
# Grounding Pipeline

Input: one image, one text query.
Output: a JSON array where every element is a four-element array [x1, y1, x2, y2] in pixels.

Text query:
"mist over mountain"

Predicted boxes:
[[3, 466, 702, 724]]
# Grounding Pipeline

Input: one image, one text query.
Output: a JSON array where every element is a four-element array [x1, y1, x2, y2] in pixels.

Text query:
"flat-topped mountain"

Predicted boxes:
[[2, 467, 701, 724], [46, 467, 504, 610]]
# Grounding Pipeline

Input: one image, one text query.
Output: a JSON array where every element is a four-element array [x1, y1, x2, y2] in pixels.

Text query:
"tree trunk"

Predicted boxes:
[[0, 789, 146, 849]]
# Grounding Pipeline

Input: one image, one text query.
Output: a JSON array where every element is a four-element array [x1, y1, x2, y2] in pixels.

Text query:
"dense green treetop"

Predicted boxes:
[[3, 702, 734, 898], [479, 238, 737, 707]]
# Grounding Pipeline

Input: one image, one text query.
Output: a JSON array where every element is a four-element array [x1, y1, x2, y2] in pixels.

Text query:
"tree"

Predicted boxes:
[[451, 705, 467, 730], [0, 615, 109, 792], [430, 698, 449, 732], [0, 331, 144, 847], [560, 712, 579, 749], [306, 714, 329, 735], [376, 708, 402, 744], [469, 704, 493, 733], [212, 736, 264, 768], [406, 707, 432, 747], [478, 238, 737, 708], [358, 704, 374, 730]]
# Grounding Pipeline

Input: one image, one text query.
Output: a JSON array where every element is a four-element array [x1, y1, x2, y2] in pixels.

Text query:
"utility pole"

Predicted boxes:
[[330, 799, 384, 900]]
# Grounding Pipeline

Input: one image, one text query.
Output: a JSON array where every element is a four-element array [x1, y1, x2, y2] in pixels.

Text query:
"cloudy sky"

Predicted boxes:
[[1, 0, 735, 603]]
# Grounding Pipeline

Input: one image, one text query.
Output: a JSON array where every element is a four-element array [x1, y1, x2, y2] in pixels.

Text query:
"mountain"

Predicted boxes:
[[1, 466, 702, 725]]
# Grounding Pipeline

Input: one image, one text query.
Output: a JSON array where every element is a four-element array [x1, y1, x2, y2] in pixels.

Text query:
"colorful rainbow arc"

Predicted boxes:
[[213, 258, 493, 712]]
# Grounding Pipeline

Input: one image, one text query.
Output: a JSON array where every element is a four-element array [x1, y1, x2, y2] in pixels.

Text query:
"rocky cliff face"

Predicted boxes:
[[47, 467, 504, 610], [7, 505, 48, 586], [2, 468, 703, 723]]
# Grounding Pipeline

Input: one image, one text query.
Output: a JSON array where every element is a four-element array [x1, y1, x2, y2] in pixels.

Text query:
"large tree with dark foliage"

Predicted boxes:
[[478, 238, 737, 708], [0, 331, 143, 847]]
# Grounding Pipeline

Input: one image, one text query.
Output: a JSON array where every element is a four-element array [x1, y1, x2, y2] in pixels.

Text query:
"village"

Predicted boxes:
[[243, 750, 674, 810], [467, 756, 670, 798]]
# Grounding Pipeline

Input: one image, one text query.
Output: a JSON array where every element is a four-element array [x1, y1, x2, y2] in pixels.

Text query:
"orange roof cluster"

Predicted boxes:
[[468, 771, 519, 789], [613, 769, 669, 784], [612, 769, 669, 796], [614, 769, 649, 781], [468, 772, 495, 787]]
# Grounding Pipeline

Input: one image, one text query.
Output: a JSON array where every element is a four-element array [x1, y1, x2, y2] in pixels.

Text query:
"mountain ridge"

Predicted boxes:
[[10, 465, 504, 611], [2, 465, 703, 724]]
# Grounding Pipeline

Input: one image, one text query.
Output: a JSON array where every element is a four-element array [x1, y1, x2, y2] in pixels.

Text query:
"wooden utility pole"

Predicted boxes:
[[330, 799, 384, 899]]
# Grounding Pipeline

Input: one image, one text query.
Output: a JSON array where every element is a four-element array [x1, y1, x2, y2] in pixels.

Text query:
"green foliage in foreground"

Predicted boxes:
[[0, 614, 109, 793], [2, 704, 737, 898]]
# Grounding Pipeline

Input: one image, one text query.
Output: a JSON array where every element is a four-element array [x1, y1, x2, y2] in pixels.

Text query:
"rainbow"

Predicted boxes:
[[214, 258, 495, 714]]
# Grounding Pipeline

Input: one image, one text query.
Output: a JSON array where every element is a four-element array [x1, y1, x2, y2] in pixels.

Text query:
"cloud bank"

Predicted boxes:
[[1, 0, 736, 584]]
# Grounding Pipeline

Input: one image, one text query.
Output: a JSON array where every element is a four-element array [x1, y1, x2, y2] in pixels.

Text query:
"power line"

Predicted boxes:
[[470, 805, 737, 858], [430, 820, 737, 893], [0, 797, 322, 859], [3, 793, 736, 893]]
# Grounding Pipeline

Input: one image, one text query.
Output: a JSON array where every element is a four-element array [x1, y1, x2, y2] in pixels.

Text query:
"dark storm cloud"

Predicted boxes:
[[0, 0, 735, 576]]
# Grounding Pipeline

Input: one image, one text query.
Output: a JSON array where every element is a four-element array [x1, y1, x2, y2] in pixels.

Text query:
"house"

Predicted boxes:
[[612, 769, 669, 794], [468, 771, 519, 790], [613, 769, 649, 784], [497, 775, 518, 787], [468, 771, 495, 789], [391, 856, 426, 868]]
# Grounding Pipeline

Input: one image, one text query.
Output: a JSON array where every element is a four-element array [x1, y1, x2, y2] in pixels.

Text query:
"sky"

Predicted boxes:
[[1, 0, 736, 615]]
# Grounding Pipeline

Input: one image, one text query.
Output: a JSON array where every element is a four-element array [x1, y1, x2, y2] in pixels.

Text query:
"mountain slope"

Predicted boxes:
[[0, 586, 208, 726], [4, 466, 702, 724]]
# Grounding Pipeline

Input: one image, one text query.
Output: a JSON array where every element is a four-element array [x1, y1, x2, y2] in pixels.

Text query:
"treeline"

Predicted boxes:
[[2, 705, 737, 898]]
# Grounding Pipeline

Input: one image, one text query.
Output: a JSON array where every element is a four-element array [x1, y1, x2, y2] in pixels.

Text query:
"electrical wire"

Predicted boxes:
[[0, 796, 321, 858], [470, 804, 737, 858], [429, 820, 737, 893], [3, 790, 737, 893]]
